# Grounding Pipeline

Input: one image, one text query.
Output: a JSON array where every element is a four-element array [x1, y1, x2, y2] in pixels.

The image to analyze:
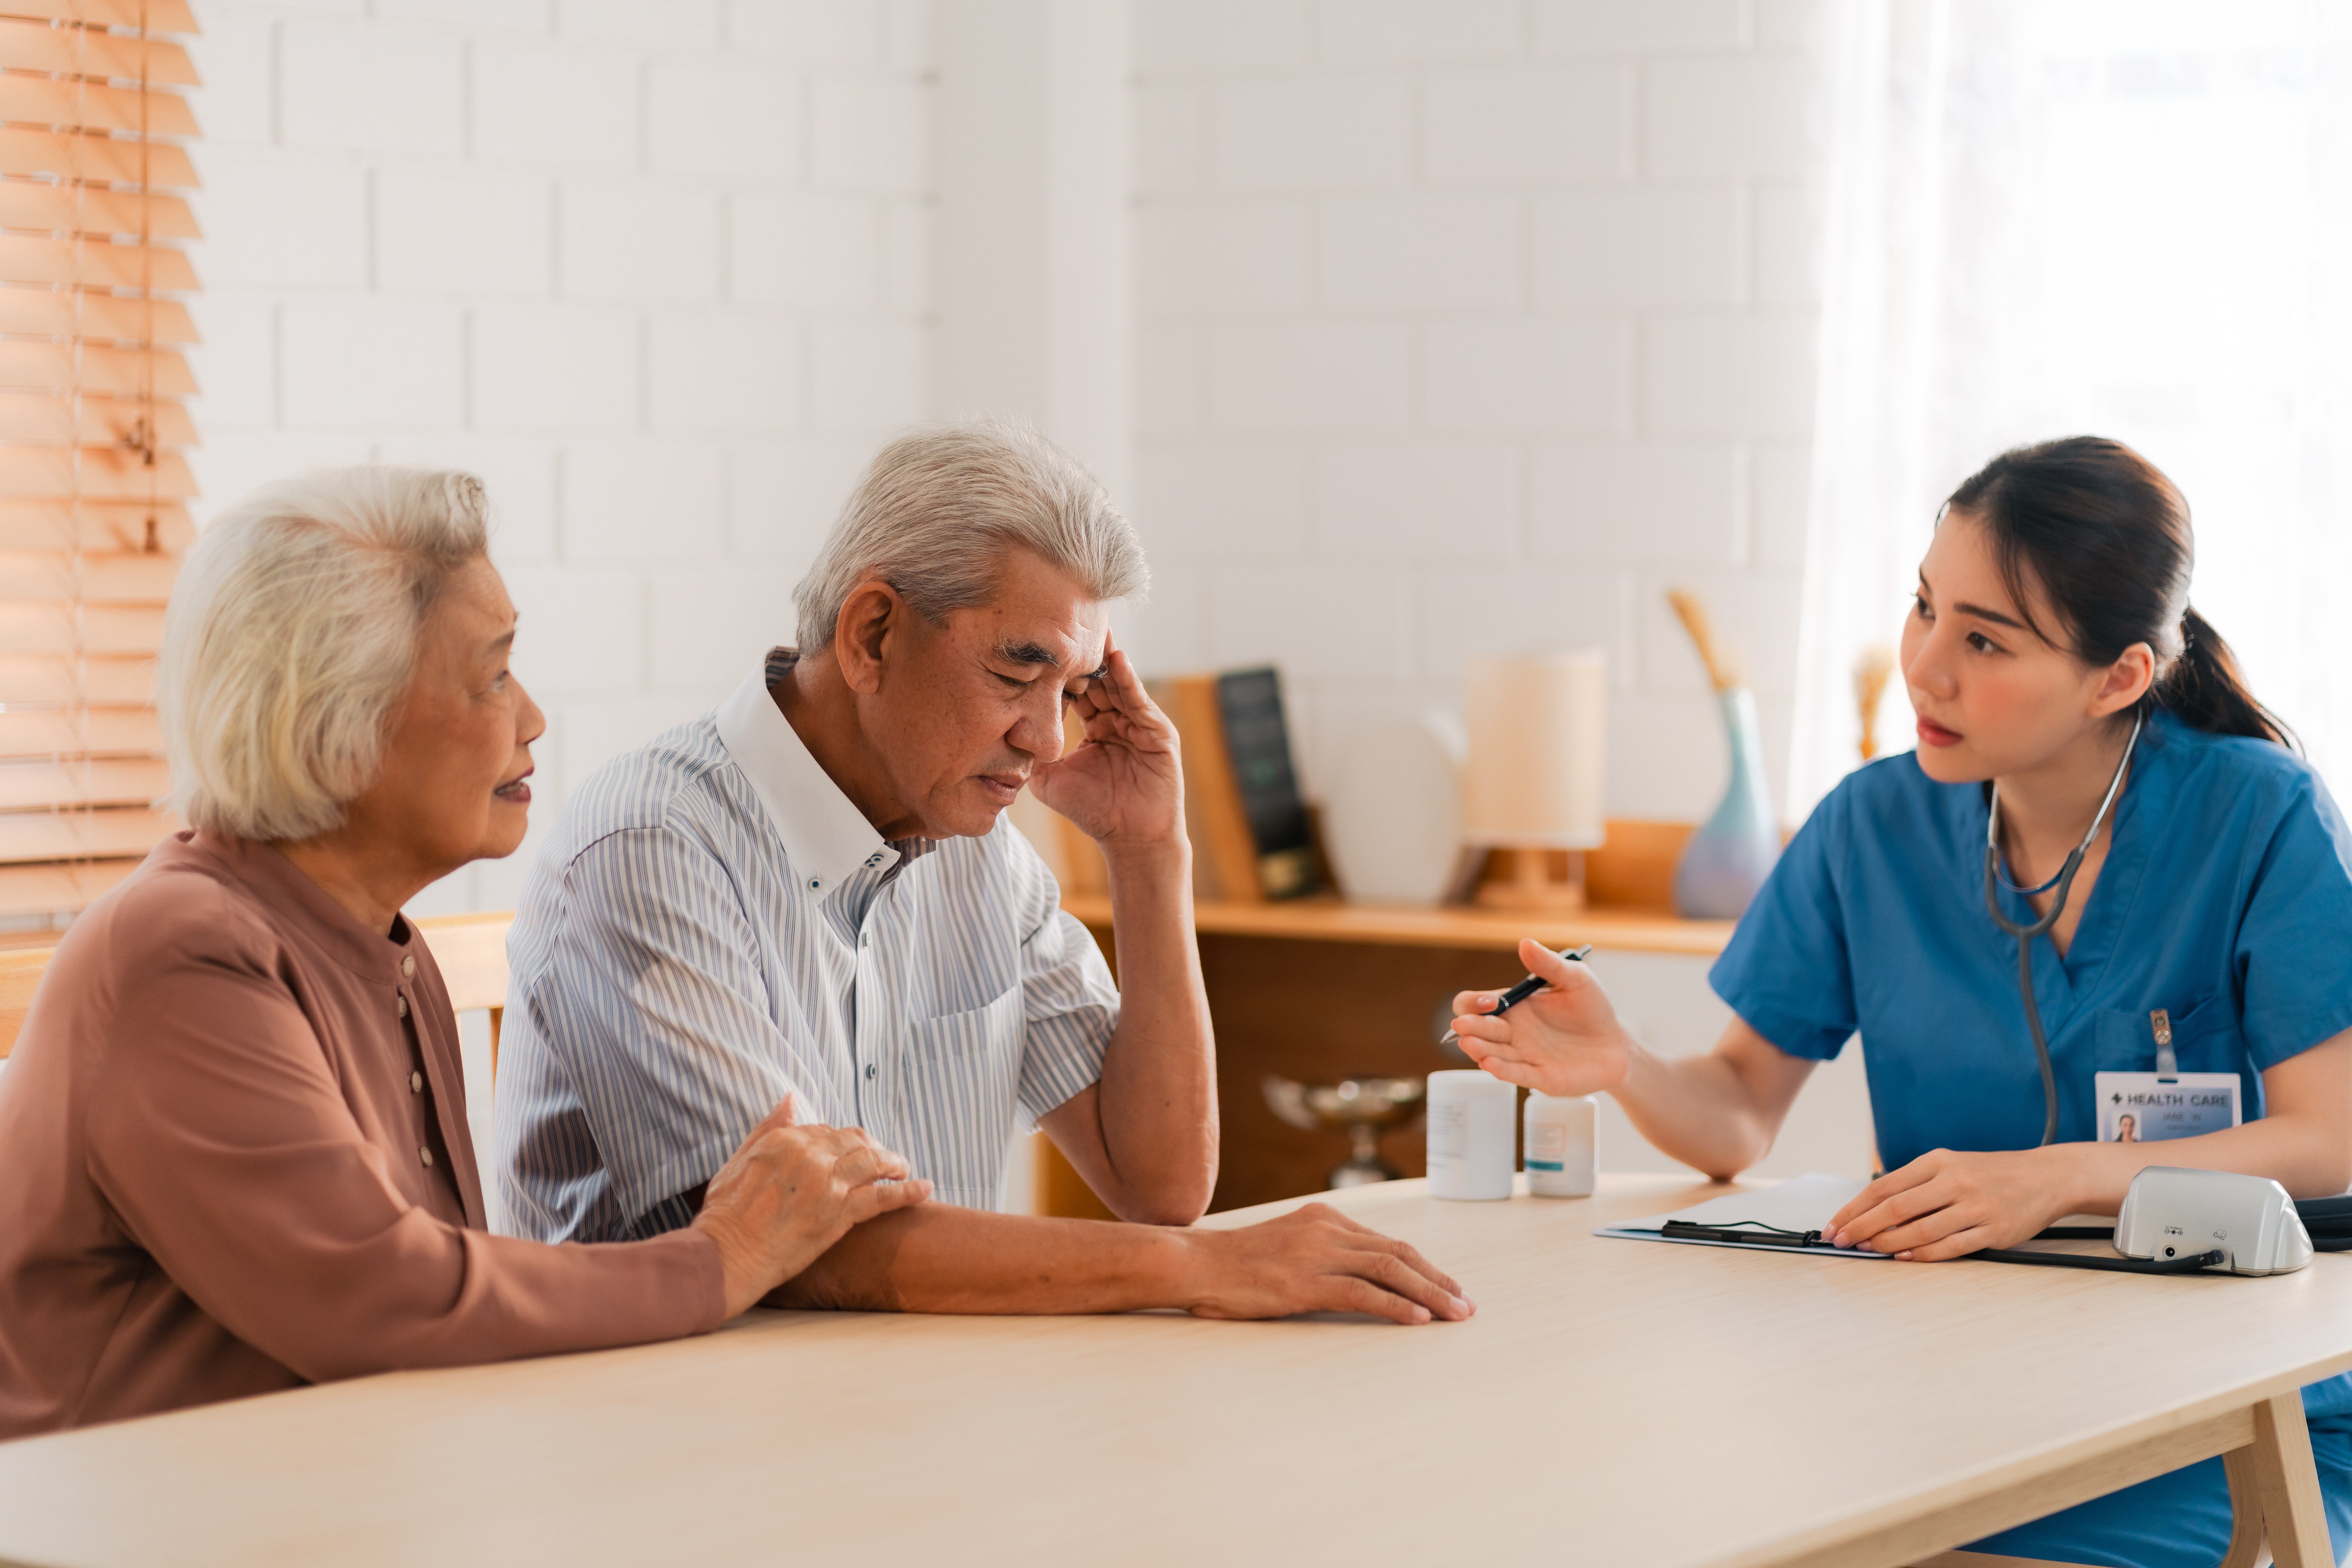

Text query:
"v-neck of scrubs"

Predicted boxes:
[[1971, 729, 2165, 1033]]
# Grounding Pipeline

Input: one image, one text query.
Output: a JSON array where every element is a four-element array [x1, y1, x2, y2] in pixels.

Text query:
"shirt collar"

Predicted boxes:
[[179, 830, 424, 982], [714, 648, 903, 899]]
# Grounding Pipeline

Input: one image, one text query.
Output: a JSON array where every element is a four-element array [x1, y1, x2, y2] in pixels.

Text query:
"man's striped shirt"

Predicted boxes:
[[493, 649, 1118, 1241]]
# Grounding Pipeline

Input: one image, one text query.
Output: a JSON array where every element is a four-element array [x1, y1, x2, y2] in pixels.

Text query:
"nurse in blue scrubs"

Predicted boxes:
[[1450, 437, 2352, 1568]]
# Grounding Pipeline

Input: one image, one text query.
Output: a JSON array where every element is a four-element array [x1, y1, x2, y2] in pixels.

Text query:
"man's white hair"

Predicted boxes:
[[159, 466, 490, 842], [793, 420, 1148, 653]]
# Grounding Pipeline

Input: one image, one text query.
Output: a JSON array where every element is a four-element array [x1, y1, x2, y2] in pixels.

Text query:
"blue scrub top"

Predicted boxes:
[[1715, 704, 2352, 1551], [1712, 705, 2352, 1170]]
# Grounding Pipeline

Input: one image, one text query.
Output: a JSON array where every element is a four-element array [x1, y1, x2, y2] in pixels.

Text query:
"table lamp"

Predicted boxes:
[[1460, 651, 1607, 911]]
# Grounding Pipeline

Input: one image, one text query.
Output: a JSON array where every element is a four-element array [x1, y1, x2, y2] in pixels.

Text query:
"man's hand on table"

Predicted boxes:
[[693, 1095, 932, 1318], [1177, 1203, 1475, 1326]]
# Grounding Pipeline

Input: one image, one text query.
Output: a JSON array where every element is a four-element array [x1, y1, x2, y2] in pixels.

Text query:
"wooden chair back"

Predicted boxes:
[[0, 912, 514, 1068]]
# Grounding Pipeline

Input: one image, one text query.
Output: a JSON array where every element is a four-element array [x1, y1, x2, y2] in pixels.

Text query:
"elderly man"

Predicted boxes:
[[495, 423, 1469, 1324]]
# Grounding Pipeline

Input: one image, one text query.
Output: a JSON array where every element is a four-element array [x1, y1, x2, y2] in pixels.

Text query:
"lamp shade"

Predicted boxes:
[[1462, 651, 1606, 849]]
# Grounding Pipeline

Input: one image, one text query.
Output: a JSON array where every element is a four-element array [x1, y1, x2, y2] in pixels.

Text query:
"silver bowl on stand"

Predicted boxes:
[[1262, 1075, 1427, 1189]]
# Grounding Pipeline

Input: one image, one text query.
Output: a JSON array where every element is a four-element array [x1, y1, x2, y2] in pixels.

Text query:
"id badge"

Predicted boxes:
[[2095, 1072, 2241, 1142]]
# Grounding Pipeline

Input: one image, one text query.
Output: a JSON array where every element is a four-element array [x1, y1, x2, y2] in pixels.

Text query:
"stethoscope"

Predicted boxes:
[[1982, 709, 2143, 1146]]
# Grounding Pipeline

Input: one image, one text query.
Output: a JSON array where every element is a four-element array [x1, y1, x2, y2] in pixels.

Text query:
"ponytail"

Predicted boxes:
[[1946, 437, 2295, 751], [2155, 607, 2296, 749]]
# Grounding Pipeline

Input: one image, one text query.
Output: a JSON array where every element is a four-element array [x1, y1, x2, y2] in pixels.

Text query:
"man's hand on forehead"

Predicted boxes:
[[993, 635, 1110, 696]]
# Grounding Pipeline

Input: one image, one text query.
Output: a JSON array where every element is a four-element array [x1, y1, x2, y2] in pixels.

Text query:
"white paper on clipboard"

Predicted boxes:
[[1596, 1173, 1890, 1259]]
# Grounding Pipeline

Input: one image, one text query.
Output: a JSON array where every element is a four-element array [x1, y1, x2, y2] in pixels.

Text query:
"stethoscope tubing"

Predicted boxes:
[[1981, 710, 2145, 1146]]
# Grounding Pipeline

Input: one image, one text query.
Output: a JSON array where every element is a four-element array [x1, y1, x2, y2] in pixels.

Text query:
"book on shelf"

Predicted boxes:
[[1212, 668, 1324, 900], [1148, 668, 1325, 903]]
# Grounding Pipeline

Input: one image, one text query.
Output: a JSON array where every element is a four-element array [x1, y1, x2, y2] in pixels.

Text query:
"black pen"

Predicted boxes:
[[1660, 1221, 1825, 1247], [1438, 944, 1593, 1049]]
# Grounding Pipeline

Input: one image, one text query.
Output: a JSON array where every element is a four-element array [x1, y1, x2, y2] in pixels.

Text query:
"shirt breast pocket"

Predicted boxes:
[[2093, 992, 2249, 1080], [901, 985, 1023, 1188]]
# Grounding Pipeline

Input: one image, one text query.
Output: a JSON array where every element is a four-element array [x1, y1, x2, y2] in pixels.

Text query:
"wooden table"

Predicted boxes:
[[1, 1174, 2344, 1568]]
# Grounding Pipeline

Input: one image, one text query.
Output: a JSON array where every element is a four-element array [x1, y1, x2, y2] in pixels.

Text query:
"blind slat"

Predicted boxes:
[[0, 802, 173, 862], [0, 447, 196, 498], [0, 601, 161, 656], [0, 652, 150, 702], [0, 498, 187, 550], [0, 182, 196, 239], [0, 128, 196, 188], [0, 20, 196, 86], [0, 341, 191, 394], [0, 234, 194, 289], [0, 704, 161, 756], [0, 74, 198, 137], [0, 2, 197, 32], [0, 854, 135, 919], [0, 391, 195, 445], [0, 548, 174, 600], [0, 288, 196, 342], [0, 755, 163, 809]]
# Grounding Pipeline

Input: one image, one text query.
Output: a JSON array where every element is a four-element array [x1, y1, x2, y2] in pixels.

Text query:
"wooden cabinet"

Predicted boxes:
[[1049, 831, 1737, 1214]]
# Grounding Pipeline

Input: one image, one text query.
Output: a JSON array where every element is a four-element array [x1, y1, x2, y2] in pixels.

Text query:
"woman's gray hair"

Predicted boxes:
[[793, 420, 1148, 653], [159, 466, 490, 842]]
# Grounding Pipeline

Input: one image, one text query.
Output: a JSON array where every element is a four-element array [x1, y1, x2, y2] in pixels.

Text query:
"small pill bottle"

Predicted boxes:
[[1426, 1070, 1517, 1200], [1523, 1091, 1597, 1197]]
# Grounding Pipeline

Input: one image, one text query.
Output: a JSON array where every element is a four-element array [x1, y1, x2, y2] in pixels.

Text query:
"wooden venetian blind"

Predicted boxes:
[[0, 0, 199, 930]]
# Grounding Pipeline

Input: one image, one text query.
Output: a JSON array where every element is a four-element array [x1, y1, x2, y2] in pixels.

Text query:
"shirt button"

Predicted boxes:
[[400, 955, 416, 978], [419, 1146, 434, 1167], [396, 994, 409, 1019], [410, 1070, 424, 1094], [866, 853, 881, 868], [865, 1062, 878, 1081], [808, 877, 821, 891]]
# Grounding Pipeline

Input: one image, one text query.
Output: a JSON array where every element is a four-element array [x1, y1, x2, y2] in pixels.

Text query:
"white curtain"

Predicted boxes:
[[1792, 0, 2352, 817]]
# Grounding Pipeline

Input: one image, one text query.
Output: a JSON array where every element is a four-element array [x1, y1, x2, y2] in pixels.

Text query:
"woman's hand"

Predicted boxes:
[[1826, 1146, 2071, 1260], [1448, 937, 1636, 1098], [693, 1095, 933, 1317]]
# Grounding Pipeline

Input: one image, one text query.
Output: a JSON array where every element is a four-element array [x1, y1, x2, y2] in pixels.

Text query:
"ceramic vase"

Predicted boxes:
[[1673, 688, 1780, 918], [1320, 709, 1464, 905]]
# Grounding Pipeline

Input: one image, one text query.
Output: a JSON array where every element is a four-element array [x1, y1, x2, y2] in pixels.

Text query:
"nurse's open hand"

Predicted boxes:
[[1825, 1147, 2065, 1260], [1448, 937, 1634, 1098]]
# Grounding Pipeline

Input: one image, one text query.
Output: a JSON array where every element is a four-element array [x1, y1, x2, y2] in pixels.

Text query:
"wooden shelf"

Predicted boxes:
[[1058, 892, 1734, 957]]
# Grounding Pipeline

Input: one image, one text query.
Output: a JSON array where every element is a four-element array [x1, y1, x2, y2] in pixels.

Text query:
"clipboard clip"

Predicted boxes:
[[1660, 1220, 1827, 1248]]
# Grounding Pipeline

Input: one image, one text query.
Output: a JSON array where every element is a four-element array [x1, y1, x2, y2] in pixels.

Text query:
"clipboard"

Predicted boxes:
[[1595, 1173, 1889, 1260]]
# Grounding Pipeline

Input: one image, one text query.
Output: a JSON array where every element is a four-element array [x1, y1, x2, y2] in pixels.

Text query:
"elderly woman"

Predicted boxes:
[[0, 468, 929, 1439]]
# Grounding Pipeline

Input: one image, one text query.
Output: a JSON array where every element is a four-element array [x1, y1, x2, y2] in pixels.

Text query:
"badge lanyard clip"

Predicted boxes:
[[2151, 1008, 2176, 1080]]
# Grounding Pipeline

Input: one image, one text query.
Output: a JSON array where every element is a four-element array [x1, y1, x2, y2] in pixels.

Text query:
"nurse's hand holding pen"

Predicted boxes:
[[1450, 938, 1847, 1193], [1430, 940, 1637, 1100], [1447, 939, 1633, 1098]]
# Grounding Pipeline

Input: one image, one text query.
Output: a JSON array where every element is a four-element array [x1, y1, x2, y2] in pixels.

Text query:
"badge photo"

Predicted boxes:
[[2096, 1071, 2241, 1143]]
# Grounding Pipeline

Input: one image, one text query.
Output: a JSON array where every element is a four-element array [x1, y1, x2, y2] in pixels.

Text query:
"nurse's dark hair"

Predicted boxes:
[[1943, 436, 2294, 749]]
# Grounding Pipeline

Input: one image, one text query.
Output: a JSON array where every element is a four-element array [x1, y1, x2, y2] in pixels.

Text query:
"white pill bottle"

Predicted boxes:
[[1522, 1091, 1597, 1197], [1425, 1070, 1517, 1200]]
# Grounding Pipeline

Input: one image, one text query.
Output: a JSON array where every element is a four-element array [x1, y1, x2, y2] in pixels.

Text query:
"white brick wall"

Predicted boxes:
[[1128, 0, 1826, 822], [188, 0, 934, 915], [187, 0, 1828, 894]]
